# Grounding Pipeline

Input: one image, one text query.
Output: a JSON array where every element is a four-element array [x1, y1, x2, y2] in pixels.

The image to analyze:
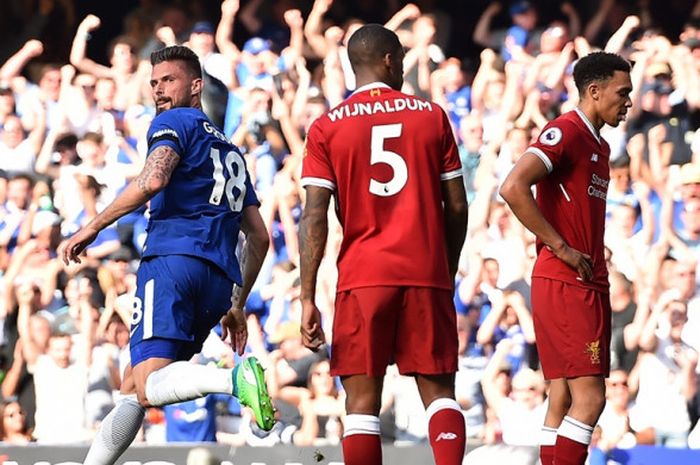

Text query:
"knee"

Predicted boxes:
[[550, 393, 572, 415], [345, 392, 381, 415], [135, 384, 152, 408], [572, 388, 606, 419]]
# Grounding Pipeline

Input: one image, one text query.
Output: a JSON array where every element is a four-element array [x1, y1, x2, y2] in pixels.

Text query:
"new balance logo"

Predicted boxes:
[[591, 153, 598, 162], [435, 432, 458, 441]]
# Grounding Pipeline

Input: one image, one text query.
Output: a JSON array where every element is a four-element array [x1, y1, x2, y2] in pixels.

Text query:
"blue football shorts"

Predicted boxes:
[[129, 254, 236, 366]]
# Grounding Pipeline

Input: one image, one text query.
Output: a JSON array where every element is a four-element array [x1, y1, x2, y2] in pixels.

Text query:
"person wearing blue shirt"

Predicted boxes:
[[62, 45, 275, 465]]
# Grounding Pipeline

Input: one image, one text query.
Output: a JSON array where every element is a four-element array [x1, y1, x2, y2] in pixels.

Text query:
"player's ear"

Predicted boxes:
[[191, 77, 203, 97], [588, 82, 601, 101], [382, 52, 393, 70]]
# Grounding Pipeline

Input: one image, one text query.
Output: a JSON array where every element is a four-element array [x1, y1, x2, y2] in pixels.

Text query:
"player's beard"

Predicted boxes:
[[155, 99, 172, 114]]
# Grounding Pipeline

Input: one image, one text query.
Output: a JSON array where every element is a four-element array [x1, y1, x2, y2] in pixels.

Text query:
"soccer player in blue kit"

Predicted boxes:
[[61, 45, 275, 464]]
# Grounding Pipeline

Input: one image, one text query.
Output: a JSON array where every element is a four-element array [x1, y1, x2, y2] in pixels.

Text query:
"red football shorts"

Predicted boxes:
[[330, 286, 458, 377], [531, 277, 611, 380]]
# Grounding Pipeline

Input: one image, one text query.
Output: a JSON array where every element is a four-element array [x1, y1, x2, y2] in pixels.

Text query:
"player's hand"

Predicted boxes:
[[550, 243, 593, 282], [60, 226, 99, 265], [301, 300, 325, 352], [220, 307, 248, 356]]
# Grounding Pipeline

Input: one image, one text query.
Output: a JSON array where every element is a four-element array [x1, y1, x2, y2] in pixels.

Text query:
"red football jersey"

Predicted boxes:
[[527, 109, 611, 292], [301, 82, 462, 292]]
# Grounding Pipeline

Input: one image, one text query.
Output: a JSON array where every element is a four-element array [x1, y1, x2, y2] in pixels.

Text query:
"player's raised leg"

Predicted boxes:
[[84, 354, 274, 465], [138, 356, 274, 428]]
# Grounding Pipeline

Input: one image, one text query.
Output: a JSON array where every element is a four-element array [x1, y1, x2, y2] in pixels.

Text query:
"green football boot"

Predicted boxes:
[[234, 356, 276, 431]]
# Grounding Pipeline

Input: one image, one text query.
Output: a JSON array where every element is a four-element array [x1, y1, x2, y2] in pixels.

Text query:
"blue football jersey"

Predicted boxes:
[[143, 107, 258, 284]]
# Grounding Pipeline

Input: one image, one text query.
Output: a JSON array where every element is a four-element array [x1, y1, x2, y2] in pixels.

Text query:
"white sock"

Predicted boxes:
[[343, 414, 381, 437], [145, 361, 233, 407], [426, 397, 462, 420], [558, 415, 594, 445], [83, 394, 145, 465], [540, 426, 558, 446]]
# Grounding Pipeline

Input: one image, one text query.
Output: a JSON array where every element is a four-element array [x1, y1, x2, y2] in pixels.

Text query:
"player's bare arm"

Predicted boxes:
[[221, 206, 269, 355], [136, 146, 181, 196], [500, 153, 593, 281], [441, 177, 469, 280], [61, 146, 181, 265], [299, 185, 332, 351]]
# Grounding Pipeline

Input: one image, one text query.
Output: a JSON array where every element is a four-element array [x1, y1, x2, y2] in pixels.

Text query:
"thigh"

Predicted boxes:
[[532, 278, 611, 380], [129, 255, 233, 366], [331, 286, 402, 377], [395, 287, 458, 376]]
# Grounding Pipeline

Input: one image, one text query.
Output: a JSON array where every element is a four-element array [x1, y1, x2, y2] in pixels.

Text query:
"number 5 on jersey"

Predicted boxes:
[[209, 148, 248, 211], [370, 123, 407, 197]]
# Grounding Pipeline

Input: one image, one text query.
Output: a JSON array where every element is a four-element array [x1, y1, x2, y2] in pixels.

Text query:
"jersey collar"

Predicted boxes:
[[574, 107, 601, 144], [352, 82, 392, 95]]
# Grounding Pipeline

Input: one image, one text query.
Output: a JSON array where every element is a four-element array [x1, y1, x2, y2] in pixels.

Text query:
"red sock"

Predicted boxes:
[[427, 400, 466, 465], [554, 435, 588, 465], [342, 434, 382, 465], [540, 445, 555, 465]]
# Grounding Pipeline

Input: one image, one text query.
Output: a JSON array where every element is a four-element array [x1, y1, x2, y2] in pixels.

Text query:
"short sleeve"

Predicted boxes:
[[146, 111, 188, 157], [526, 122, 569, 173], [301, 120, 336, 191], [440, 109, 462, 181]]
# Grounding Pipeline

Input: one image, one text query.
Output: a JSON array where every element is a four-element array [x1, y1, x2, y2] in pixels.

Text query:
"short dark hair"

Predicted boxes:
[[573, 52, 630, 95], [150, 45, 202, 79], [81, 132, 104, 146], [347, 24, 402, 72], [9, 173, 34, 186], [54, 132, 78, 152]]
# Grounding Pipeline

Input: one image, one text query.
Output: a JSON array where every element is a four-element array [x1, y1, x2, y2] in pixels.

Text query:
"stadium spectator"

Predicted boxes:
[[70, 15, 147, 111], [589, 369, 639, 463], [0, 399, 33, 444], [633, 297, 698, 447], [0, 112, 45, 176], [480, 339, 546, 446], [476, 289, 535, 373]]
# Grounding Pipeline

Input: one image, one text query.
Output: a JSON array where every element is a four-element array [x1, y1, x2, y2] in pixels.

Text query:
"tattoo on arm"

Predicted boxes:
[[231, 247, 247, 308], [137, 146, 181, 196]]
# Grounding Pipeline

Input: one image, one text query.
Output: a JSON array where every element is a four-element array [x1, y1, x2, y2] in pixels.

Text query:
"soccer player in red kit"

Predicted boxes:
[[500, 52, 632, 465], [299, 24, 469, 465]]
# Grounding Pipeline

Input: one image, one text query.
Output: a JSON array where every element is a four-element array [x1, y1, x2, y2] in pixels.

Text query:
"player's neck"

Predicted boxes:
[[354, 74, 388, 91], [576, 103, 603, 132]]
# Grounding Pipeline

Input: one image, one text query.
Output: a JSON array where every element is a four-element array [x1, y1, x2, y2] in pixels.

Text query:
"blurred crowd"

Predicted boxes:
[[0, 0, 699, 460]]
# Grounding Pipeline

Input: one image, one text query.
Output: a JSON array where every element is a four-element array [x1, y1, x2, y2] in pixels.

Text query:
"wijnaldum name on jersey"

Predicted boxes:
[[327, 98, 433, 122]]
